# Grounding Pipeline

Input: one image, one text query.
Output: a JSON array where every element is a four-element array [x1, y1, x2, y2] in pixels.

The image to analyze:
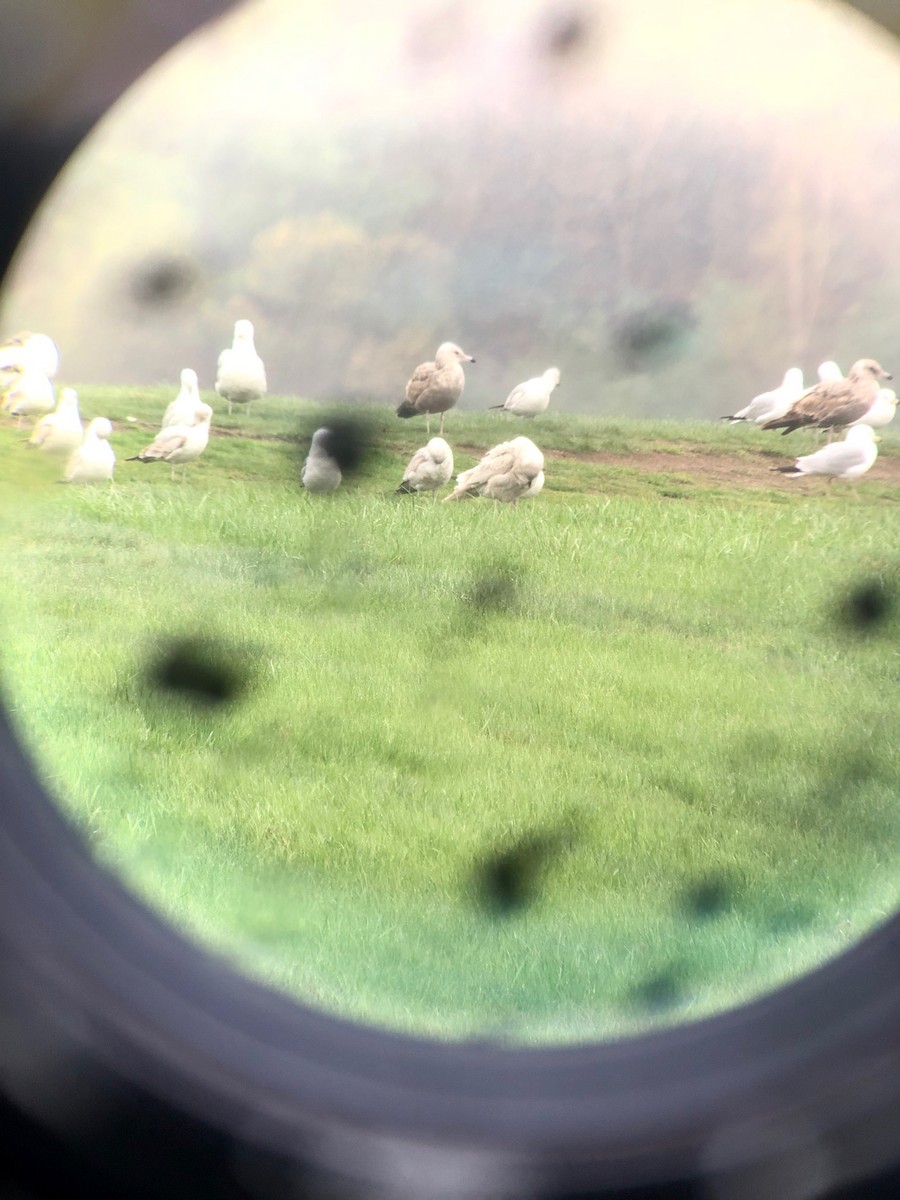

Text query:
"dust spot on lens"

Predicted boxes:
[[301, 413, 377, 476], [630, 965, 687, 1013], [462, 563, 523, 615], [147, 636, 252, 706], [681, 873, 736, 921], [835, 575, 895, 635], [129, 255, 198, 307], [613, 299, 695, 370], [475, 824, 577, 916], [540, 4, 601, 59]]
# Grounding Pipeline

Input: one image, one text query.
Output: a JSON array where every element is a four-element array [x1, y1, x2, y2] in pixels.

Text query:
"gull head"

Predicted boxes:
[[59, 387, 79, 411], [849, 357, 892, 382], [436, 342, 475, 365], [847, 424, 877, 444], [195, 403, 213, 425], [90, 417, 113, 439], [544, 367, 562, 388], [181, 367, 199, 390], [234, 319, 255, 343], [426, 436, 452, 462]]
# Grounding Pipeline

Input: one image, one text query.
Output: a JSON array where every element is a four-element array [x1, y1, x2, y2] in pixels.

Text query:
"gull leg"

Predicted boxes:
[[439, 412, 445, 437], [425, 413, 431, 437], [170, 464, 177, 483]]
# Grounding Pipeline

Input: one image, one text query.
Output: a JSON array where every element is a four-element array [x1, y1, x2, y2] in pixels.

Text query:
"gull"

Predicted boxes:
[[29, 387, 83, 454], [762, 358, 892, 435], [722, 367, 804, 424], [396, 436, 454, 496], [215, 319, 266, 415], [849, 387, 896, 430], [817, 361, 843, 383], [301, 428, 342, 493], [163, 368, 204, 428], [491, 367, 561, 418], [396, 342, 474, 436], [64, 418, 115, 484], [127, 403, 212, 481], [0, 331, 60, 389], [773, 423, 878, 486], [444, 435, 544, 503], [1, 363, 55, 426]]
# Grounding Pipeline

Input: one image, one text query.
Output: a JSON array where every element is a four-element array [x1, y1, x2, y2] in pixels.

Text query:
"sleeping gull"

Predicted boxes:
[[722, 367, 804, 424], [762, 358, 892, 435], [444, 435, 544, 503], [215, 319, 266, 415], [773, 423, 878, 485], [163, 368, 203, 428], [64, 418, 115, 484], [1, 363, 55, 425], [491, 367, 561, 418], [127, 403, 212, 481], [396, 342, 474, 436], [29, 387, 83, 454], [396, 436, 454, 495], [301, 428, 342, 493]]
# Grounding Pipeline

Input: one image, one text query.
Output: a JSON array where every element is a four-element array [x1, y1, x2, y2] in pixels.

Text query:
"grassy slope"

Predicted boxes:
[[1, 386, 898, 1042]]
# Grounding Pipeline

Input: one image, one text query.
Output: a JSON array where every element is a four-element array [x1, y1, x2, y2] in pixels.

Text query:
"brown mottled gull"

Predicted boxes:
[[443, 435, 544, 503], [127, 403, 212, 481], [396, 342, 474, 436], [762, 358, 892, 435]]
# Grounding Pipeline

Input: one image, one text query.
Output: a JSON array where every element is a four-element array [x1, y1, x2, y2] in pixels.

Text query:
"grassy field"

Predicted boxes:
[[1, 386, 898, 1042]]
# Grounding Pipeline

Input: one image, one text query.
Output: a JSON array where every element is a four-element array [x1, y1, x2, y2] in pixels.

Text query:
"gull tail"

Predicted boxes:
[[773, 465, 802, 476], [395, 481, 415, 494], [489, 404, 506, 410], [395, 401, 418, 419]]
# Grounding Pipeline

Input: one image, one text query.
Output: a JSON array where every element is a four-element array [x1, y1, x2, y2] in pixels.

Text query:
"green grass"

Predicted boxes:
[[1, 386, 898, 1042]]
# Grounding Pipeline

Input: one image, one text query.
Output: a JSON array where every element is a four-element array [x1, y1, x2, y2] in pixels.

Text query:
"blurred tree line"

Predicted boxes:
[[6, 72, 900, 417]]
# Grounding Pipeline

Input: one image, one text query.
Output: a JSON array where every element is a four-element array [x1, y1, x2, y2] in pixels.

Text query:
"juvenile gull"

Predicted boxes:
[[163, 368, 203, 428], [215, 319, 266, 415], [301, 428, 342, 494], [722, 367, 803, 424], [396, 436, 454, 495], [64, 418, 115, 484], [127, 403, 212, 481], [491, 367, 561, 418], [29, 387, 83, 454], [773, 423, 878, 484], [444, 435, 544, 503], [397, 342, 474, 436], [762, 358, 892, 435]]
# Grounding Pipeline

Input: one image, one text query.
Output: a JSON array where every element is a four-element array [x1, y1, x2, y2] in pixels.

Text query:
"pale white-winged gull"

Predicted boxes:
[[215, 319, 266, 415], [491, 367, 561, 418], [163, 368, 203, 428], [443, 435, 545, 503], [396, 342, 475, 436], [127, 403, 212, 481], [301, 428, 342, 494], [29, 387, 83, 455], [849, 387, 896, 430], [0, 331, 60, 386], [64, 418, 115, 484], [817, 361, 843, 383], [722, 367, 804, 424], [773, 423, 878, 485], [762, 358, 892, 434], [396, 436, 454, 495], [1, 363, 55, 426]]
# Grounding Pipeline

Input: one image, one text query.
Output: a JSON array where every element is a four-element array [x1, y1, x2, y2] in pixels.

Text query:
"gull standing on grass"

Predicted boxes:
[[762, 358, 892, 435], [721, 367, 804, 424], [64, 418, 115, 484], [396, 342, 474, 437], [396, 436, 454, 496], [28, 387, 83, 454], [215, 319, 267, 416], [127, 403, 212, 481], [301, 428, 342, 493], [773, 423, 878, 486], [444, 435, 544, 503], [163, 368, 204, 428], [491, 367, 561, 418]]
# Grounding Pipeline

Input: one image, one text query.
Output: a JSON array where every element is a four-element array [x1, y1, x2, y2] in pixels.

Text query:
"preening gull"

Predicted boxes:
[[29, 387, 83, 455], [163, 368, 203, 428], [127, 403, 212, 481], [301, 428, 342, 493], [444, 435, 545, 503], [1, 363, 55, 425], [762, 358, 892, 435], [773, 423, 878, 484], [396, 342, 474, 436], [64, 418, 115, 484], [396, 436, 454, 495], [722, 367, 804, 424], [215, 319, 266, 415], [491, 367, 561, 418]]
